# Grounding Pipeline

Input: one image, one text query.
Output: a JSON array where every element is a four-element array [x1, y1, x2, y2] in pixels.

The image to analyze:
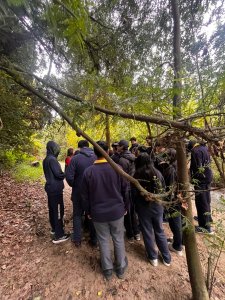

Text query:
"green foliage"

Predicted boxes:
[[12, 161, 44, 183]]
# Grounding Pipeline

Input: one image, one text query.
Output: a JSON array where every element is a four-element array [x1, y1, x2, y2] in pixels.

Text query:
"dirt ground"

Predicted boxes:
[[0, 173, 225, 300]]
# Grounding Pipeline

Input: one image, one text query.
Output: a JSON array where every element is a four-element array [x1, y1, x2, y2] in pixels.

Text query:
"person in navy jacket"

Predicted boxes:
[[188, 141, 213, 234], [81, 141, 129, 280]]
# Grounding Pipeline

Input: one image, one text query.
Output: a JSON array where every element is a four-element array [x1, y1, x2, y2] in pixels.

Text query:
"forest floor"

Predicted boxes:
[[0, 172, 225, 300]]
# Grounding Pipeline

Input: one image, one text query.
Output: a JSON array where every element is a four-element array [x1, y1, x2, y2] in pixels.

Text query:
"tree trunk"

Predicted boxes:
[[146, 122, 152, 137], [171, 0, 182, 119], [176, 141, 209, 300], [105, 114, 110, 148]]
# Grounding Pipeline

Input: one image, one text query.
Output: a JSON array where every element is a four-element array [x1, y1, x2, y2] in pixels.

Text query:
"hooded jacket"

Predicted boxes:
[[190, 144, 212, 185], [43, 141, 65, 195], [118, 150, 136, 176], [66, 147, 96, 202]]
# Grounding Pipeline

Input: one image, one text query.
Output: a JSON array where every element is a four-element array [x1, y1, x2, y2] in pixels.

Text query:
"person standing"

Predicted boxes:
[[117, 140, 140, 241], [65, 147, 74, 171], [81, 141, 129, 280], [157, 148, 183, 256], [111, 142, 120, 163], [132, 153, 171, 267], [129, 137, 139, 153], [66, 140, 97, 247], [188, 141, 213, 234], [43, 141, 70, 244]]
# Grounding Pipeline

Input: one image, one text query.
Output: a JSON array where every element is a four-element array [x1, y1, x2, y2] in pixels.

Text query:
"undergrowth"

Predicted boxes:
[[12, 162, 44, 183]]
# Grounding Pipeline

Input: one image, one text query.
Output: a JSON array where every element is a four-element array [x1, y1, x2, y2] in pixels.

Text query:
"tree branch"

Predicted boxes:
[[0, 64, 172, 205], [3, 62, 219, 142]]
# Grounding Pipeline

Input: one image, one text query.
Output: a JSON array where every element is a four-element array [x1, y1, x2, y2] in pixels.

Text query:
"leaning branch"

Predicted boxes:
[[0, 65, 172, 205], [3, 62, 219, 142]]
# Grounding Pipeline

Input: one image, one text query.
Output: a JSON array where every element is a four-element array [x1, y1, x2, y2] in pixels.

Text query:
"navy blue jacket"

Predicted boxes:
[[190, 145, 212, 185], [81, 160, 129, 222], [66, 147, 96, 202], [43, 141, 65, 195]]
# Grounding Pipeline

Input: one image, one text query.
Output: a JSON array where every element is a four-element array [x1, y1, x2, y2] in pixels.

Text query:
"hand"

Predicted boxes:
[[87, 214, 92, 219], [124, 211, 127, 215]]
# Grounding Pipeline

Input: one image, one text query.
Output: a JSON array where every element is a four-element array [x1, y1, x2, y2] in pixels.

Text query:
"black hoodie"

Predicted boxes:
[[43, 141, 65, 195], [118, 150, 136, 176]]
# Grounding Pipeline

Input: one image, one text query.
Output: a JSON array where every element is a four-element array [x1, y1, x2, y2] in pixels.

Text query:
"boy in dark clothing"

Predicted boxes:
[[66, 140, 97, 246], [132, 153, 171, 267], [189, 141, 213, 233], [111, 142, 120, 163], [118, 140, 140, 241], [81, 141, 129, 280], [157, 148, 183, 256], [43, 141, 70, 244], [129, 137, 139, 153]]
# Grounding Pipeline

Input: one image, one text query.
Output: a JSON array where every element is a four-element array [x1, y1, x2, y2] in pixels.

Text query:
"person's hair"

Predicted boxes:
[[94, 141, 109, 158], [146, 135, 151, 140], [134, 153, 163, 193], [67, 148, 74, 157], [130, 137, 136, 142], [78, 140, 89, 148], [166, 148, 176, 164]]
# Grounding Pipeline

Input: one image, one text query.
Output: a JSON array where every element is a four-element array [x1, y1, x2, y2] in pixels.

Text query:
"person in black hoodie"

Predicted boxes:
[[118, 139, 140, 242], [157, 148, 183, 256], [188, 141, 213, 234], [132, 153, 171, 267], [66, 140, 97, 246], [43, 141, 70, 244]]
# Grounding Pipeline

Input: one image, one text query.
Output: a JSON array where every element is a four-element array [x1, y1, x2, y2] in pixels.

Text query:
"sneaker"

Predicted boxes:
[[134, 234, 141, 241], [149, 259, 158, 267], [103, 269, 113, 281], [195, 226, 214, 235], [116, 257, 128, 279], [167, 237, 173, 243], [162, 259, 171, 267], [52, 233, 70, 244], [168, 242, 183, 256]]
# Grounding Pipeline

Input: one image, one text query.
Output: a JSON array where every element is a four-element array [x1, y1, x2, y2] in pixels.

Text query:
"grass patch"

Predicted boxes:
[[12, 162, 44, 183]]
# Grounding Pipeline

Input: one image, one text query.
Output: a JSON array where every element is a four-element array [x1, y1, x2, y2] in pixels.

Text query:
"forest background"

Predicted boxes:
[[1, 0, 225, 170], [1, 1, 225, 299]]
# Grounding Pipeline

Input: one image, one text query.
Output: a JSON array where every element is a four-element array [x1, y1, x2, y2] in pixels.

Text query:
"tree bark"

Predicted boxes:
[[105, 114, 110, 148], [171, 0, 182, 119], [176, 141, 209, 300]]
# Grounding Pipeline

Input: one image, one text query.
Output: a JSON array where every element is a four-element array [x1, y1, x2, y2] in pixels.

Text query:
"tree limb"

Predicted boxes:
[[0, 65, 173, 205], [2, 62, 219, 142]]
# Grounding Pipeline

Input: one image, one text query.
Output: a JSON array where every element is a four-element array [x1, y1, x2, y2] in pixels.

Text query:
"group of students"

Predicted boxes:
[[42, 136, 213, 280]]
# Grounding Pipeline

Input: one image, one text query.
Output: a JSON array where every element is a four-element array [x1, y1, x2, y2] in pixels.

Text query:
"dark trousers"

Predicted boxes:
[[47, 193, 65, 239], [166, 206, 183, 251], [72, 200, 97, 243], [136, 202, 171, 263], [194, 184, 212, 230], [124, 192, 140, 238], [72, 199, 83, 242]]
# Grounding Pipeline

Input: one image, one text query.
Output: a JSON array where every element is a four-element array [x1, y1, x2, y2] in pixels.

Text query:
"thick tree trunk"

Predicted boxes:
[[105, 114, 110, 148], [176, 141, 209, 300], [171, 0, 182, 119]]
